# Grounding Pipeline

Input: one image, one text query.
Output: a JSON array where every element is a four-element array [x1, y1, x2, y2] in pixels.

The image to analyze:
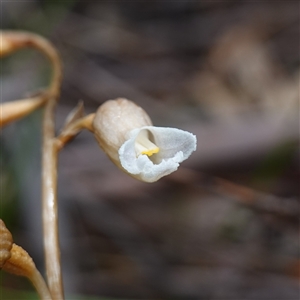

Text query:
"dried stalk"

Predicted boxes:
[[32, 34, 64, 299], [1, 31, 64, 299], [42, 98, 63, 300]]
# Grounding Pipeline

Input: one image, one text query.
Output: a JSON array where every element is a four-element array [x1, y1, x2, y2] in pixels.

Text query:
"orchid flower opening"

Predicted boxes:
[[93, 98, 197, 182]]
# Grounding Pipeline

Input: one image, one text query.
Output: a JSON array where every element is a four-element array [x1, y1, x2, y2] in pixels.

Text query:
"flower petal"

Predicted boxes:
[[119, 126, 197, 182]]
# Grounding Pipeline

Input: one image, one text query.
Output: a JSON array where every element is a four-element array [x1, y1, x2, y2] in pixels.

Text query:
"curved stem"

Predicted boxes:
[[0, 31, 62, 99]]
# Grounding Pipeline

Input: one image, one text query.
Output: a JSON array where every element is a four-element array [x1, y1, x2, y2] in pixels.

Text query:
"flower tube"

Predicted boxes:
[[93, 98, 197, 182]]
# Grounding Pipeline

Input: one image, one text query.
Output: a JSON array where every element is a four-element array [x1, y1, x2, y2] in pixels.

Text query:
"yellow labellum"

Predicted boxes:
[[141, 147, 160, 157], [135, 130, 160, 157]]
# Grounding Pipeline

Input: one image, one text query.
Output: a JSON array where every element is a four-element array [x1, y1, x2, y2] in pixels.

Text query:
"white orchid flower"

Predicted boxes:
[[93, 98, 197, 182]]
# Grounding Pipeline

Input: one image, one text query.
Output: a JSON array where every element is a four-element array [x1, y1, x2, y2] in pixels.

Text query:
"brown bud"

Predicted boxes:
[[0, 219, 13, 268], [2, 244, 36, 277], [93, 98, 152, 164], [0, 34, 15, 56], [2, 242, 53, 299]]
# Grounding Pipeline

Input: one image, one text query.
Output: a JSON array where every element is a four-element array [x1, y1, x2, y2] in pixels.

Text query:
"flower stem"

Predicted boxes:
[[42, 98, 63, 300], [33, 34, 64, 299]]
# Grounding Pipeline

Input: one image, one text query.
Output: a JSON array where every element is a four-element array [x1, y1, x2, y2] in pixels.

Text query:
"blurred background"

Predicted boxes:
[[1, 1, 299, 299]]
